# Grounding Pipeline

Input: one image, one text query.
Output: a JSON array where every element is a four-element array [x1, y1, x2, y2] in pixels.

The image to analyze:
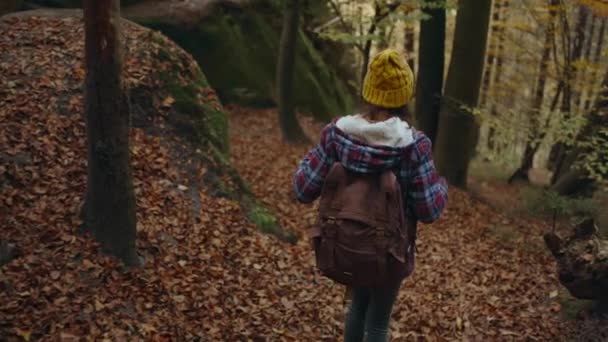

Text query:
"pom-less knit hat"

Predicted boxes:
[[362, 49, 414, 108]]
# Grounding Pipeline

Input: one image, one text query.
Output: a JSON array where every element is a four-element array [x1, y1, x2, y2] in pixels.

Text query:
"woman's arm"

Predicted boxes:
[[406, 134, 448, 223], [293, 125, 335, 203]]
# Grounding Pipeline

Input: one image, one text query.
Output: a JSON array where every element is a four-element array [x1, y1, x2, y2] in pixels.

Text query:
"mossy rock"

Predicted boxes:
[[138, 3, 354, 121]]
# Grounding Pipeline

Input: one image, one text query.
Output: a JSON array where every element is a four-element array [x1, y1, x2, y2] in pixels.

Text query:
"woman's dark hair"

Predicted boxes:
[[361, 100, 412, 124]]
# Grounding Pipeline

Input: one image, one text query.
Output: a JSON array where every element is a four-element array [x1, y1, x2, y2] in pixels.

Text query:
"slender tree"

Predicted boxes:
[[485, 0, 509, 151], [549, 4, 589, 183], [82, 0, 140, 266], [433, 0, 493, 188], [277, 0, 308, 143], [583, 16, 606, 111], [404, 23, 416, 74], [360, 2, 401, 83], [479, 0, 502, 108], [573, 12, 596, 114], [415, 0, 445, 144], [508, 0, 559, 183]]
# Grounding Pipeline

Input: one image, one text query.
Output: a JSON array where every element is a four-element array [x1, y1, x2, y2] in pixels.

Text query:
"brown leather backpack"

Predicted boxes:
[[308, 163, 417, 288]]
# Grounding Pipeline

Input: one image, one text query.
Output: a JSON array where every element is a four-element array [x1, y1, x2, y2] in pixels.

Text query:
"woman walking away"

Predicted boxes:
[[293, 49, 448, 342]]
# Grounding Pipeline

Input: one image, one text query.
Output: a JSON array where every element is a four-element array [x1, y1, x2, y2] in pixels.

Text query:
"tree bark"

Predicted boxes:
[[485, 0, 510, 151], [573, 12, 596, 114], [404, 23, 416, 74], [415, 1, 445, 144], [549, 5, 589, 184], [479, 0, 501, 108], [277, 0, 308, 144], [434, 0, 493, 188], [83, 0, 140, 266], [583, 17, 606, 112]]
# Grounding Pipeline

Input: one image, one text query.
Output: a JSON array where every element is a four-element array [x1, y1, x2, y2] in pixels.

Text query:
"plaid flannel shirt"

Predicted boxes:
[[294, 123, 448, 223]]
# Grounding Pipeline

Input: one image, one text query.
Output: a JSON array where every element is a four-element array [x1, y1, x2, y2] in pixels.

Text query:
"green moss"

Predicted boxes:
[[248, 205, 279, 235], [247, 203, 297, 243], [200, 103, 229, 154], [137, 4, 353, 120], [143, 23, 295, 243], [558, 293, 596, 320], [160, 72, 229, 154]]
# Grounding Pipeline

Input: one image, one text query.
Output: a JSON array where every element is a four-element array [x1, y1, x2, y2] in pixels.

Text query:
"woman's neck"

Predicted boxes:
[[363, 110, 392, 123]]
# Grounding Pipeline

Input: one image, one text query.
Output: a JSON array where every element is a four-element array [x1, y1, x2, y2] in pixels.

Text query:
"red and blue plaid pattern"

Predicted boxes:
[[294, 123, 448, 223]]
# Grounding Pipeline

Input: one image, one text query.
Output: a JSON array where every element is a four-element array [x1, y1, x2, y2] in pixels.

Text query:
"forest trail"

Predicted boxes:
[[1, 3, 606, 340], [227, 106, 567, 340]]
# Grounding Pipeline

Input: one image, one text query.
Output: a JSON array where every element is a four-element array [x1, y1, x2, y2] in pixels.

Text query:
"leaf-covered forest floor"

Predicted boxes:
[[227, 107, 589, 341], [0, 14, 606, 342]]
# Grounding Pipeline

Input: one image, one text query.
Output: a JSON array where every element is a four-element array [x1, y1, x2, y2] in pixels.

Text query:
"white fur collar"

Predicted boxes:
[[336, 114, 414, 148]]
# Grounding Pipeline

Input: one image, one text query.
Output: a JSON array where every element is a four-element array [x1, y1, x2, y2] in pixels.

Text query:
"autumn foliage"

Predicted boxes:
[[0, 12, 605, 341]]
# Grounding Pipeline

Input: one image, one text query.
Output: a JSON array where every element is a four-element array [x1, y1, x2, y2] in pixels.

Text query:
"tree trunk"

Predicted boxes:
[[508, 0, 557, 183], [277, 0, 308, 144], [549, 5, 589, 184], [360, 3, 401, 84], [361, 33, 374, 85], [570, 6, 591, 116], [404, 23, 416, 74], [415, 2, 445, 144], [573, 13, 596, 114], [486, 0, 508, 152], [479, 0, 501, 108], [83, 0, 140, 266], [434, 0, 492, 188], [583, 17, 606, 111]]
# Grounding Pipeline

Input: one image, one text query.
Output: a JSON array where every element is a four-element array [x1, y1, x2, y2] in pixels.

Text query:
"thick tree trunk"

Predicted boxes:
[[83, 0, 140, 266], [434, 0, 492, 188], [415, 2, 445, 144], [277, 0, 308, 144]]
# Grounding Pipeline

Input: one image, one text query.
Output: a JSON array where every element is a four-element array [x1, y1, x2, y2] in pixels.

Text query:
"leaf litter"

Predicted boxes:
[[0, 13, 593, 342]]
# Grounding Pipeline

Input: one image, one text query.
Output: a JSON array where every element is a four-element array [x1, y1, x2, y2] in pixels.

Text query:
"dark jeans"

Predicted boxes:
[[344, 277, 403, 342]]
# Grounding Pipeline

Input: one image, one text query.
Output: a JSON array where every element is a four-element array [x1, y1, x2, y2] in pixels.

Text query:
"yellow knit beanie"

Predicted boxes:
[[362, 49, 414, 108]]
